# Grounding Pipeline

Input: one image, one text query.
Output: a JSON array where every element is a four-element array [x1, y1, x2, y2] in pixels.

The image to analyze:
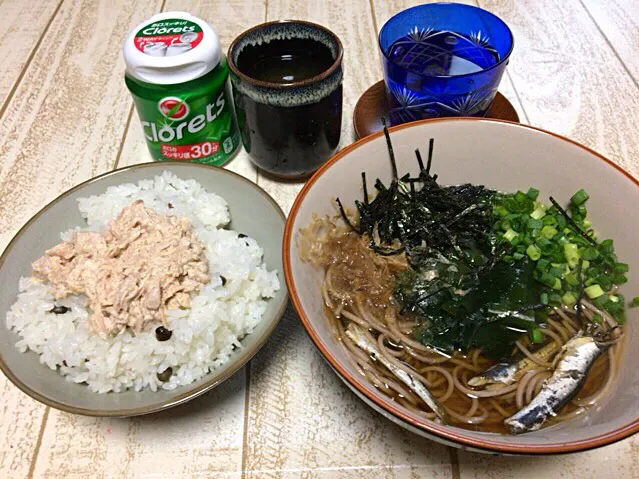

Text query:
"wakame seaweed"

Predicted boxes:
[[338, 124, 630, 358], [338, 128, 543, 356], [336, 125, 544, 357], [399, 258, 548, 358]]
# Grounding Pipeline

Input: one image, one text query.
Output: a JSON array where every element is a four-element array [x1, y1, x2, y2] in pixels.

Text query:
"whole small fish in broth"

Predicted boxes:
[[504, 335, 606, 434], [468, 341, 559, 389], [345, 324, 449, 423]]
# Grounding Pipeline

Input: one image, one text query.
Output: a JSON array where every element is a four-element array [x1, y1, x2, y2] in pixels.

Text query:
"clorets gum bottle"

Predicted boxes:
[[123, 12, 240, 165]]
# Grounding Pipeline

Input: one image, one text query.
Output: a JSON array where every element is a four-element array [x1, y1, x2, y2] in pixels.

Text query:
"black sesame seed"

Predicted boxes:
[[157, 367, 173, 382], [155, 326, 172, 341], [49, 305, 71, 314], [62, 360, 68, 367], [168, 203, 174, 209], [220, 275, 227, 286], [238, 233, 247, 238]]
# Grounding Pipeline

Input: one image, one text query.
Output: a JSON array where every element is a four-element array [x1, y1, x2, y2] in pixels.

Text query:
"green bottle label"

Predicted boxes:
[[134, 18, 204, 56], [125, 59, 240, 166]]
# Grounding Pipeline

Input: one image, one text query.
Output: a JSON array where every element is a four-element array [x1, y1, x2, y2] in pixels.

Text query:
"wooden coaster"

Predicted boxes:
[[353, 80, 520, 139]]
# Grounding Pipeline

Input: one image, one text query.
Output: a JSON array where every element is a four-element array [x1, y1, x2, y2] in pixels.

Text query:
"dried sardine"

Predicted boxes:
[[345, 324, 449, 423], [468, 341, 559, 389], [504, 336, 605, 434]]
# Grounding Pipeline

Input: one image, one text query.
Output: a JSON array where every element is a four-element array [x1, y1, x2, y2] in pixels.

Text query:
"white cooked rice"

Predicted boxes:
[[6, 172, 280, 393]]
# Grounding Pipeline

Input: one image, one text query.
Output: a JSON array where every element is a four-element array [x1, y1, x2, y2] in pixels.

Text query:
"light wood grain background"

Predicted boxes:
[[0, 0, 638, 477]]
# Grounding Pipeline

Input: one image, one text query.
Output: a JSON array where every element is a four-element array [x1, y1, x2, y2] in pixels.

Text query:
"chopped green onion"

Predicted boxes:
[[495, 206, 509, 217], [562, 291, 577, 307], [549, 266, 563, 277], [536, 237, 551, 248], [530, 328, 544, 344], [631, 296, 639, 308], [530, 207, 546, 220], [540, 225, 558, 239], [585, 284, 605, 299], [493, 187, 630, 323], [514, 191, 529, 204], [592, 313, 603, 323], [593, 295, 608, 308], [538, 272, 557, 287], [526, 244, 541, 261], [614, 263, 629, 273], [600, 239, 614, 253], [571, 189, 587, 204], [536, 258, 550, 270], [564, 243, 579, 268], [549, 293, 562, 305], [526, 188, 540, 200], [580, 246, 599, 260], [612, 275, 628, 285], [564, 272, 579, 286], [556, 215, 567, 228], [599, 277, 613, 290], [528, 218, 543, 230], [503, 229, 518, 242]]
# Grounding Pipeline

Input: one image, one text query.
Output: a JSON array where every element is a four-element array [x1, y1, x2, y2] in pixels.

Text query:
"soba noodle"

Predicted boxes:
[[299, 218, 624, 434]]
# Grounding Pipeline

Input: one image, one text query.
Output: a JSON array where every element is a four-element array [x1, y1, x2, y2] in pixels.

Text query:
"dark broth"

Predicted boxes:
[[313, 228, 618, 435], [328, 302, 616, 434]]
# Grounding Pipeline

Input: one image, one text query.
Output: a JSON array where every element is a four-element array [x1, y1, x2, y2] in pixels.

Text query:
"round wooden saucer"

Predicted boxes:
[[353, 80, 520, 139]]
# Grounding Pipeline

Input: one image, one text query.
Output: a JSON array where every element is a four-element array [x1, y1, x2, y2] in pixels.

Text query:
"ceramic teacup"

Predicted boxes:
[[228, 20, 344, 180]]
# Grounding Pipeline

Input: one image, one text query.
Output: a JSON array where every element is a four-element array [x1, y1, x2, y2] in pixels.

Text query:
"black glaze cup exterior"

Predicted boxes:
[[228, 21, 344, 180]]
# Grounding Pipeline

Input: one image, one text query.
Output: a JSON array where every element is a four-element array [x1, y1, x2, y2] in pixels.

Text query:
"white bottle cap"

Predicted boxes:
[[123, 12, 222, 85]]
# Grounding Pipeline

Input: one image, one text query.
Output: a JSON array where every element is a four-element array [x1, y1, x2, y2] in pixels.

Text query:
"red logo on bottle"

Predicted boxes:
[[158, 97, 189, 120]]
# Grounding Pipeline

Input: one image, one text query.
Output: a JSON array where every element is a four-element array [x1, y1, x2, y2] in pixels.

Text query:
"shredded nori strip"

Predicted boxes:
[[549, 197, 598, 247], [426, 138, 434, 175], [337, 125, 554, 357], [576, 258, 585, 325]]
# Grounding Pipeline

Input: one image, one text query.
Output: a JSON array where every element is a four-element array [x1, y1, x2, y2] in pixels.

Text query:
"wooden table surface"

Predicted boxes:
[[1, 0, 638, 477]]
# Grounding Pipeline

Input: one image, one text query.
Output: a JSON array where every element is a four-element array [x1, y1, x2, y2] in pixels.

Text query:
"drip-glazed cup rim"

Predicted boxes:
[[378, 3, 515, 79], [227, 20, 344, 90]]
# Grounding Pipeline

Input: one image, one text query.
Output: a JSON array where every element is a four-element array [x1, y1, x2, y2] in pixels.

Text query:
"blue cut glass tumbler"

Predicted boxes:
[[379, 3, 514, 125]]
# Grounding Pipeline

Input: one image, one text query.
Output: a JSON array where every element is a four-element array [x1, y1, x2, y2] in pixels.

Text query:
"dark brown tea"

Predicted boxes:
[[237, 38, 334, 84], [229, 24, 343, 180]]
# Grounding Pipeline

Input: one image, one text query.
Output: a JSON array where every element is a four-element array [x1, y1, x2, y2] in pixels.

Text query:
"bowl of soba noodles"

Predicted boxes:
[[284, 118, 639, 454]]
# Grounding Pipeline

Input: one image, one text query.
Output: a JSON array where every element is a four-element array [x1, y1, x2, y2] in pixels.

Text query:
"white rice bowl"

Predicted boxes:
[[5, 172, 280, 393]]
